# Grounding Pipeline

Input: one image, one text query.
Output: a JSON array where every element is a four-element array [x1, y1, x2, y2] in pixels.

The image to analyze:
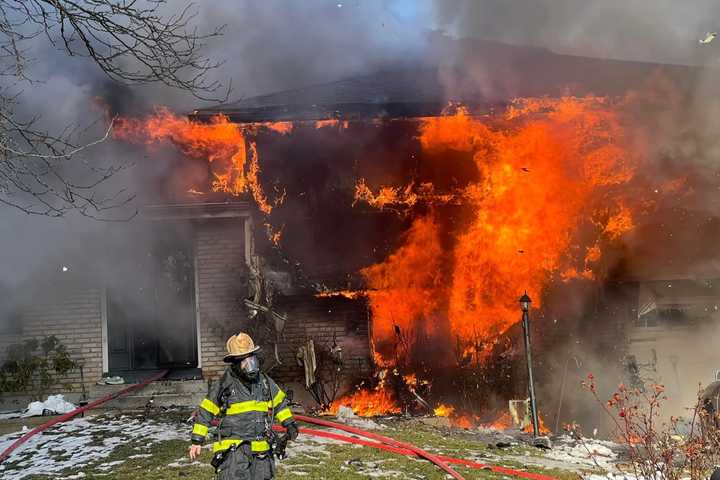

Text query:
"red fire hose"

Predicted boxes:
[[294, 414, 464, 479], [291, 414, 452, 479], [0, 370, 168, 464], [274, 423, 557, 480], [1, 374, 557, 480]]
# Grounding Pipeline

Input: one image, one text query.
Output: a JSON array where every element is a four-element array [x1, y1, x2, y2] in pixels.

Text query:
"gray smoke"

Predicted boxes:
[[4, 1, 720, 431], [433, 0, 720, 66], [0, 0, 429, 324]]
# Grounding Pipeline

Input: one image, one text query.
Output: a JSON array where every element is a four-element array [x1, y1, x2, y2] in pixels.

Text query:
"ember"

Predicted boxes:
[[314, 290, 368, 300]]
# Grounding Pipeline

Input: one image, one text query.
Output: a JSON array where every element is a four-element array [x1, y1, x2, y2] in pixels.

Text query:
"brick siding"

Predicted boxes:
[[2, 286, 103, 393], [1, 216, 373, 398], [194, 218, 248, 380], [193, 219, 372, 389], [272, 296, 371, 386]]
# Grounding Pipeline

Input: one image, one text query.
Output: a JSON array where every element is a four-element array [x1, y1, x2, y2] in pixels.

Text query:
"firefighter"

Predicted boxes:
[[188, 332, 299, 479]]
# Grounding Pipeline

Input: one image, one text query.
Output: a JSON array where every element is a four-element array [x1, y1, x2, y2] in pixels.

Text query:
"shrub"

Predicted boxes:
[[0, 336, 77, 399], [574, 374, 720, 480]]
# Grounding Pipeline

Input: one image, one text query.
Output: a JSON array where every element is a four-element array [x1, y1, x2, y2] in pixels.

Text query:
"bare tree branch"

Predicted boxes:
[[0, 1, 226, 218]]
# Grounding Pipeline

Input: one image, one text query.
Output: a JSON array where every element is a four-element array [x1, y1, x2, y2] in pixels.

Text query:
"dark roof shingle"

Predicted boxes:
[[191, 39, 703, 123]]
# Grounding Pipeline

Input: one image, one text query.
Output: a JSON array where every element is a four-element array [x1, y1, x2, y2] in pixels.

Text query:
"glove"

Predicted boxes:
[[285, 421, 299, 441]]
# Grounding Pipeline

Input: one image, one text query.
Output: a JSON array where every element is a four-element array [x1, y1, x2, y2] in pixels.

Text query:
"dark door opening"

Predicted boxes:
[[107, 225, 197, 373]]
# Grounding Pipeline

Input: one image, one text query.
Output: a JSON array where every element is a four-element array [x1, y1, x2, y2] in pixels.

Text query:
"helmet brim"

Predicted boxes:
[[223, 345, 261, 363]]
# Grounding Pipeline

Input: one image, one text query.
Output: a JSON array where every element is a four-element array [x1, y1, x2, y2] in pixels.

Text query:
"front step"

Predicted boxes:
[[91, 379, 207, 409], [103, 392, 205, 409]]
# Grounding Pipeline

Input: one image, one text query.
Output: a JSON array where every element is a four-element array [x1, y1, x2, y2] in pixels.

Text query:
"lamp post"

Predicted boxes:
[[519, 292, 540, 438]]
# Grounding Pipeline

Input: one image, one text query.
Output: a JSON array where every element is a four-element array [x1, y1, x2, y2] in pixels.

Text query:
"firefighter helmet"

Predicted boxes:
[[223, 332, 261, 363]]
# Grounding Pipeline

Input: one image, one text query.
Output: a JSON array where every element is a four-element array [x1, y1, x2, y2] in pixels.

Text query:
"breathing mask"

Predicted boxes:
[[233, 354, 260, 381]]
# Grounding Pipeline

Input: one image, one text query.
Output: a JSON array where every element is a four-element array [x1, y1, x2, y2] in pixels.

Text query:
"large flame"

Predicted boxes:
[[114, 107, 290, 214], [114, 96, 652, 430], [359, 98, 644, 364]]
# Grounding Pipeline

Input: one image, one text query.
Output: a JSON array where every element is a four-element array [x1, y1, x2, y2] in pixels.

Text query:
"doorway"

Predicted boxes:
[[106, 225, 197, 373]]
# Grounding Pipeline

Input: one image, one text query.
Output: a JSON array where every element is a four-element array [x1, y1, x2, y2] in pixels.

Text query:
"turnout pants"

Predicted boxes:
[[216, 444, 275, 480]]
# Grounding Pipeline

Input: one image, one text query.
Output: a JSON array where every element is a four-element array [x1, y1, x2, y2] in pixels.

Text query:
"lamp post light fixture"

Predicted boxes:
[[519, 292, 540, 438]]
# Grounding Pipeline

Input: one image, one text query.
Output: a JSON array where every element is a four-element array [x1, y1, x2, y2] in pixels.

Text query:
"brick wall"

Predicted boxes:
[[195, 218, 248, 380], [192, 217, 372, 391], [0, 333, 22, 362], [272, 296, 371, 386], [2, 286, 104, 393]]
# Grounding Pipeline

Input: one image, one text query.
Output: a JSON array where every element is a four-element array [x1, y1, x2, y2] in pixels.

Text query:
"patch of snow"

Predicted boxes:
[[584, 473, 640, 480], [544, 435, 619, 471], [337, 405, 356, 419], [96, 460, 125, 471], [64, 473, 86, 479], [0, 414, 188, 479], [23, 394, 76, 417]]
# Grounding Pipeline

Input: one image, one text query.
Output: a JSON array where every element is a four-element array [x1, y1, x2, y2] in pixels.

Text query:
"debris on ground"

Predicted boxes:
[[23, 394, 76, 417], [335, 405, 383, 429], [97, 376, 125, 385], [0, 410, 620, 479], [544, 434, 619, 471]]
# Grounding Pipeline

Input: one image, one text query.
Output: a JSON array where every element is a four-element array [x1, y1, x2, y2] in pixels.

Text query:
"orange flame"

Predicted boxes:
[[314, 290, 368, 300], [481, 411, 550, 434], [330, 386, 401, 417], [434, 404, 455, 417], [114, 107, 290, 214], [354, 180, 455, 211], [361, 215, 445, 366], [451, 414, 476, 429], [434, 406, 479, 429], [315, 119, 349, 130], [359, 97, 646, 363]]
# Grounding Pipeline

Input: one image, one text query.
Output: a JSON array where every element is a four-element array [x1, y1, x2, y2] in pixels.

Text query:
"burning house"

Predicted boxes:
[[2, 38, 720, 431]]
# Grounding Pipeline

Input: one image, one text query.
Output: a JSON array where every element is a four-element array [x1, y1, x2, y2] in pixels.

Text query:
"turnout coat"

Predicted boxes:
[[190, 369, 294, 454]]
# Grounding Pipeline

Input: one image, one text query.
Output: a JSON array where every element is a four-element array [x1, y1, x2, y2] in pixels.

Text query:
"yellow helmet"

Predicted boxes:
[[223, 332, 261, 363]]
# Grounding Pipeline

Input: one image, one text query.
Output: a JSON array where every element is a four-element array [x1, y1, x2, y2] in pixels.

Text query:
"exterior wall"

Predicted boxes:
[[0, 214, 372, 404], [627, 318, 720, 415], [192, 217, 372, 393], [195, 218, 248, 380], [626, 280, 720, 416], [0, 333, 22, 362], [272, 296, 372, 386], [1, 286, 104, 393]]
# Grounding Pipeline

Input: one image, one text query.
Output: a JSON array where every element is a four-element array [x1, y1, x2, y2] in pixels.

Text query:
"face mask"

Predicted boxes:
[[233, 355, 259, 380]]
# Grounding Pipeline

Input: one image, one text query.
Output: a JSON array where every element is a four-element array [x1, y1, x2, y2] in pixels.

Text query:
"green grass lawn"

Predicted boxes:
[[3, 414, 586, 480], [19, 438, 581, 480]]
